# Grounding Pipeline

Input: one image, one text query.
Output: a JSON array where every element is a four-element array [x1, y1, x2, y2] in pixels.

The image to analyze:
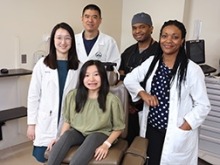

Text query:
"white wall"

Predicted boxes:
[[184, 0, 220, 72]]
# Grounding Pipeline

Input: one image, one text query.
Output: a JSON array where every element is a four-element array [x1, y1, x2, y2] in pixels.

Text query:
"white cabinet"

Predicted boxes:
[[199, 77, 220, 164]]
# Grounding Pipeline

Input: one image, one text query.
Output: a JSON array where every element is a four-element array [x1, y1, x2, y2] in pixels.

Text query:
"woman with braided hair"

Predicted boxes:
[[124, 20, 210, 165]]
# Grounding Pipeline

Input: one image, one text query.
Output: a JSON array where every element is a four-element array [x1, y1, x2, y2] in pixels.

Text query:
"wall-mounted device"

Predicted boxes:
[[33, 50, 47, 65]]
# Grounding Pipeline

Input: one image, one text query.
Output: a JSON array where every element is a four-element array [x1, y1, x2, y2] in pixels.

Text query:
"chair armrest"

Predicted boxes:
[[121, 136, 149, 165]]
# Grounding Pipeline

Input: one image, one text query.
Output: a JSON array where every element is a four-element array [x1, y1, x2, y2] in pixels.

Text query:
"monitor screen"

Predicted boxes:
[[186, 39, 205, 64]]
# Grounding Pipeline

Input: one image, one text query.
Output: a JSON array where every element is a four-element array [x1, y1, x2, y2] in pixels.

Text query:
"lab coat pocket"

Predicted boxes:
[[172, 127, 194, 153], [38, 111, 54, 134]]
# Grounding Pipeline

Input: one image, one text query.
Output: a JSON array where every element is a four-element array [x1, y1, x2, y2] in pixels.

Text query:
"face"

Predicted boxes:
[[82, 9, 102, 33], [83, 65, 101, 92], [160, 25, 184, 56], [132, 23, 153, 42], [54, 28, 72, 55]]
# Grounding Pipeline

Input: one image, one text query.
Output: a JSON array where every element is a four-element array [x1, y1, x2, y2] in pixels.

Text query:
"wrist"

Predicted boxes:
[[104, 140, 111, 148]]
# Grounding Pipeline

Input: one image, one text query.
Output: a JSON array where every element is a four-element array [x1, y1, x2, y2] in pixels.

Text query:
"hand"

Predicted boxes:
[[140, 91, 159, 107], [47, 138, 59, 151], [94, 143, 109, 161], [179, 120, 192, 131], [27, 125, 35, 141]]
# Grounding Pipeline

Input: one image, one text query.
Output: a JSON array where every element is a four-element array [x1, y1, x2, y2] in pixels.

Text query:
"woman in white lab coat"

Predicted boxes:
[[27, 22, 81, 164], [124, 20, 211, 165]]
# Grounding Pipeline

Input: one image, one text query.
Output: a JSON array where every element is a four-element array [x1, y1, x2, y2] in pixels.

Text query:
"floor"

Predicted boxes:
[[0, 142, 215, 165], [0, 142, 39, 165]]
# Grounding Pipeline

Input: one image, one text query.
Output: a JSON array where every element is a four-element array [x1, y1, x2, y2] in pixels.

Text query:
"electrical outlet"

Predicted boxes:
[[21, 54, 27, 64]]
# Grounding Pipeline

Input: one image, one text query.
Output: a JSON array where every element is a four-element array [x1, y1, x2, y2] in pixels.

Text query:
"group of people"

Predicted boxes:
[[26, 3, 211, 165]]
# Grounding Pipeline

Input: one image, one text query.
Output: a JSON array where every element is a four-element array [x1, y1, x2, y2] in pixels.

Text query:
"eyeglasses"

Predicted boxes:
[[54, 36, 72, 42]]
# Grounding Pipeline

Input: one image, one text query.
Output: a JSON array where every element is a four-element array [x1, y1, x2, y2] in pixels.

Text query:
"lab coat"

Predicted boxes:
[[75, 31, 121, 69], [124, 56, 211, 165], [27, 58, 81, 146]]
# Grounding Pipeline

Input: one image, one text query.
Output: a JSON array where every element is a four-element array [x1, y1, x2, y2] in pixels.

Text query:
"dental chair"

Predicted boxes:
[[45, 63, 149, 165]]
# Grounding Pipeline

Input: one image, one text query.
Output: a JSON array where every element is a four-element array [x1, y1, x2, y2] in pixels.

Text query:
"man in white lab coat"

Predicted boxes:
[[75, 4, 121, 69]]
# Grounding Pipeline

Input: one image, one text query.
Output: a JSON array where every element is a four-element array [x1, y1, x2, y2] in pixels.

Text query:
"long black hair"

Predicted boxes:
[[144, 20, 188, 97], [44, 22, 79, 70], [75, 60, 109, 112]]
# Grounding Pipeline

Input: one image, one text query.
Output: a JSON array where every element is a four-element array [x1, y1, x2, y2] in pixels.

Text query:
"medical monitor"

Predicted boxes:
[[186, 39, 205, 64]]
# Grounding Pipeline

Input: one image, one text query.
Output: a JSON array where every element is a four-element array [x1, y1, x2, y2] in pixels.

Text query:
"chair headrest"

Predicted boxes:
[[102, 62, 117, 71], [107, 71, 118, 86]]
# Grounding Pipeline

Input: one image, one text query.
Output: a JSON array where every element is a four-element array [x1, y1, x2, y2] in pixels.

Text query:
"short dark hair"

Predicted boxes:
[[75, 60, 109, 112], [82, 4, 101, 18], [44, 22, 79, 70]]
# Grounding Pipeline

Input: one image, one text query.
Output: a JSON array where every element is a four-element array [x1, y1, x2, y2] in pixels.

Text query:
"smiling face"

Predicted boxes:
[[83, 65, 101, 93], [160, 25, 184, 57], [82, 9, 102, 33], [54, 28, 72, 58], [132, 23, 153, 42]]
